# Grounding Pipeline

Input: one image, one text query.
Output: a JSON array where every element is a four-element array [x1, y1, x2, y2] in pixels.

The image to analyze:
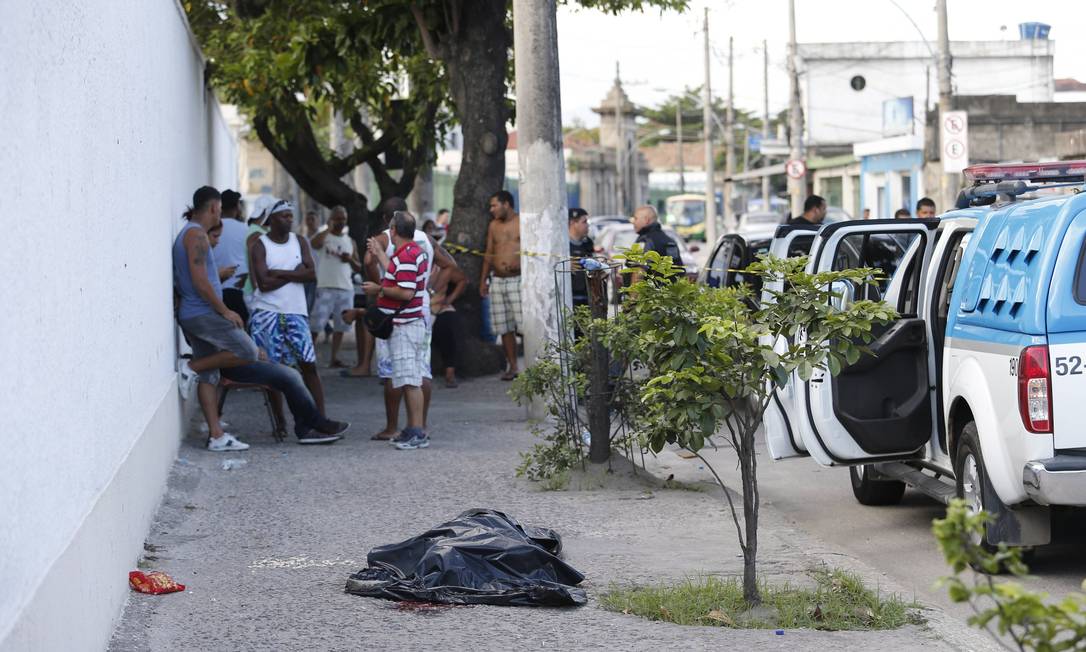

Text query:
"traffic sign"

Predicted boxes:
[[941, 111, 969, 173], [759, 138, 790, 156], [785, 159, 807, 179]]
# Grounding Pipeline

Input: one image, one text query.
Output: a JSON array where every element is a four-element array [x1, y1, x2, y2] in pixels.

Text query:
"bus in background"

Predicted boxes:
[[663, 193, 721, 242]]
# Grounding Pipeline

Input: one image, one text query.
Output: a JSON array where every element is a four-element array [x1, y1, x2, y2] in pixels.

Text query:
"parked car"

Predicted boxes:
[[712, 160, 1086, 552], [735, 211, 784, 241], [825, 206, 852, 224], [595, 223, 700, 280], [587, 215, 628, 241], [698, 224, 821, 300]]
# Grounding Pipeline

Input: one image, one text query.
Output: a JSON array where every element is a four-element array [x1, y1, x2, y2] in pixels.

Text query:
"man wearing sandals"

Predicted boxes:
[[363, 198, 458, 441], [479, 190, 522, 381], [363, 211, 430, 450]]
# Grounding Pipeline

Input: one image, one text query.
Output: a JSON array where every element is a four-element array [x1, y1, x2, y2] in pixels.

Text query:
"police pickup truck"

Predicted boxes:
[[700, 161, 1086, 548]]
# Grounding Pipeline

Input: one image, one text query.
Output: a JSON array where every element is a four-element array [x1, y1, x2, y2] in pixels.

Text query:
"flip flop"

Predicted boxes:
[[339, 369, 372, 379], [500, 371, 519, 381], [329, 360, 347, 369], [370, 432, 396, 441]]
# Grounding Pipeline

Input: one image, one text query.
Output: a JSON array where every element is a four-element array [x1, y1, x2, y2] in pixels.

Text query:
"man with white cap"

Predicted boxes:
[[248, 199, 327, 415]]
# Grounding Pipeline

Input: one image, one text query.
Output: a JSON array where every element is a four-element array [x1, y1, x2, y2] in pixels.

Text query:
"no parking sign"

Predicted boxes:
[[942, 111, 969, 174], [785, 159, 807, 179]]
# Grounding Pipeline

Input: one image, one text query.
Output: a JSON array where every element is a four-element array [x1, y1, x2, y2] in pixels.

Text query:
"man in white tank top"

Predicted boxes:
[[363, 200, 459, 440], [249, 200, 327, 416]]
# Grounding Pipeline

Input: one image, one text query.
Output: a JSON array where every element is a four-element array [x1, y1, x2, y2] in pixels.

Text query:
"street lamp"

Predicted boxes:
[[632, 128, 671, 207]]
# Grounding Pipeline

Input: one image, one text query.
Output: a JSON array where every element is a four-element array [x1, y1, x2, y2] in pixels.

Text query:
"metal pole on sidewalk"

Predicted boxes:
[[513, 0, 569, 419], [724, 35, 735, 232], [702, 7, 718, 246], [677, 105, 685, 193], [615, 63, 625, 214], [587, 271, 610, 463], [761, 39, 771, 210], [787, 0, 805, 218], [936, 0, 955, 213]]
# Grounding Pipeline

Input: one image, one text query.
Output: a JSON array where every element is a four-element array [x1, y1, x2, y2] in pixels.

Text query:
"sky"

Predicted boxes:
[[555, 0, 1086, 126]]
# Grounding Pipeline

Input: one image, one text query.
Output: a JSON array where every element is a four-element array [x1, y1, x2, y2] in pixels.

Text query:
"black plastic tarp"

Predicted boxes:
[[345, 509, 587, 607]]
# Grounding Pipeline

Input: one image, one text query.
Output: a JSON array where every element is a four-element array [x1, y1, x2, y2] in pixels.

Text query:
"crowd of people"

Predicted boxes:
[[172, 184, 516, 453], [172, 178, 695, 453]]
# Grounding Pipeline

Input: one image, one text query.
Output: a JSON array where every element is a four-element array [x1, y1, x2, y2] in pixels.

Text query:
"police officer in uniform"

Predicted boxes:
[[568, 208, 595, 309]]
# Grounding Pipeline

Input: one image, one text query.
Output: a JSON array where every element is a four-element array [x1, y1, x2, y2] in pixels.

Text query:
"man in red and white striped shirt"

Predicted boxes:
[[363, 211, 430, 450]]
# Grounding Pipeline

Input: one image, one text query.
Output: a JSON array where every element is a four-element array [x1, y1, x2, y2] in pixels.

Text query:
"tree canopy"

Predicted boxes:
[[187, 0, 453, 234], [187, 0, 691, 371]]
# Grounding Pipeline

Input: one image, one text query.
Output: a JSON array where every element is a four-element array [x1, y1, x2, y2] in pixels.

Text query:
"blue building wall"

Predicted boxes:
[[859, 149, 924, 217]]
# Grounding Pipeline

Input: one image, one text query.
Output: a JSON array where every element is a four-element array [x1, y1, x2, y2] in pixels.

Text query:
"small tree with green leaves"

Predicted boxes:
[[613, 250, 896, 605], [935, 500, 1086, 650]]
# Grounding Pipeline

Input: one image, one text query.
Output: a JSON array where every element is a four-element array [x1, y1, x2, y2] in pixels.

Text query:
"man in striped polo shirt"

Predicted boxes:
[[363, 211, 430, 450]]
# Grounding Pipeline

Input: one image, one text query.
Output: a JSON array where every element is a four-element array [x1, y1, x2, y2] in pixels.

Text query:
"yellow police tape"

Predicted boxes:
[[444, 242, 746, 275], [443, 242, 560, 259]]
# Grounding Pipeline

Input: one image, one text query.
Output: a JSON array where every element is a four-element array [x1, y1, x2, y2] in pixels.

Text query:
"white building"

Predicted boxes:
[[0, 2, 237, 649], [799, 40, 1055, 149]]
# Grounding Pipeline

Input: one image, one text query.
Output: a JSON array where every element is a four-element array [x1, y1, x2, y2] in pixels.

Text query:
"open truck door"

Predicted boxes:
[[760, 225, 820, 459], [795, 219, 940, 466]]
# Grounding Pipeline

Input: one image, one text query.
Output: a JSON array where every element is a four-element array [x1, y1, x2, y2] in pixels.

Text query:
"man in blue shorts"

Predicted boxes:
[[248, 199, 327, 414]]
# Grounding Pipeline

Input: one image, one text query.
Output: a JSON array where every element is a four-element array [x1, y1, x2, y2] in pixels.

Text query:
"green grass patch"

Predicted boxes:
[[600, 567, 924, 631], [539, 469, 570, 491]]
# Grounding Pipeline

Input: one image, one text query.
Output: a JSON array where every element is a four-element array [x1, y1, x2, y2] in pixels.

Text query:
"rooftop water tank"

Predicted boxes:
[[1019, 22, 1051, 40]]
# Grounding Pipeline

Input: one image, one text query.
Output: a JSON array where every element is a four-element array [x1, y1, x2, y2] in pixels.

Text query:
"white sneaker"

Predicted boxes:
[[207, 433, 250, 452], [178, 362, 199, 401], [199, 420, 230, 434]]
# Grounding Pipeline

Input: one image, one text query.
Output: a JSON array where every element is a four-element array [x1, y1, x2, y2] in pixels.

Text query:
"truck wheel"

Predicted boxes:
[[954, 423, 1034, 572], [955, 423, 996, 552], [850, 464, 906, 505]]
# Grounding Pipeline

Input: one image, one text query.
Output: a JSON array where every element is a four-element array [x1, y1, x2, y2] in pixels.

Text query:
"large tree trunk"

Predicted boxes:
[[439, 0, 509, 376]]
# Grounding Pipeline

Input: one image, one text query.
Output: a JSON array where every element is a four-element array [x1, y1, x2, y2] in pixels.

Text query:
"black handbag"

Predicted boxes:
[[364, 301, 406, 339]]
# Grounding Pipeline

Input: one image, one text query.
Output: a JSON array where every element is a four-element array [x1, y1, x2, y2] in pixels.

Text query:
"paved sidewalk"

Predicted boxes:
[[109, 356, 984, 651]]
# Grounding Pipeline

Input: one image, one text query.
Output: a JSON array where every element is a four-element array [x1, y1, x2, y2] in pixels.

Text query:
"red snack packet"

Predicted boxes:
[[129, 571, 186, 594]]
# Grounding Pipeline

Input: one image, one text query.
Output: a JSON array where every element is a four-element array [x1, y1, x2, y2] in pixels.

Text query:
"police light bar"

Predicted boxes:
[[964, 161, 1086, 185]]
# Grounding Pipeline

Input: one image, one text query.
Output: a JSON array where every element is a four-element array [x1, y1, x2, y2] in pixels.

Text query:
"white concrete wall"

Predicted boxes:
[[0, 2, 235, 649], [801, 40, 1055, 146]]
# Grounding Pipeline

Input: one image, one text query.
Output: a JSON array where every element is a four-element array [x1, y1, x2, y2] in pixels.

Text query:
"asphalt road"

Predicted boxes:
[[678, 432, 1086, 624]]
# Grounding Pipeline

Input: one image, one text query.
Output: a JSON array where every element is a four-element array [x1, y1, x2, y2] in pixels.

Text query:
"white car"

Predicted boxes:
[[735, 212, 783, 240], [587, 215, 628, 241]]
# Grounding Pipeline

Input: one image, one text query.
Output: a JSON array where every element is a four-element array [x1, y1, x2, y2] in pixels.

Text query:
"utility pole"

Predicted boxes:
[[702, 7, 718, 246], [787, 0, 805, 218], [513, 0, 569, 420], [742, 124, 750, 173], [614, 63, 625, 214], [677, 105, 685, 193], [724, 35, 736, 232], [761, 39, 771, 211], [937, 0, 954, 214]]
